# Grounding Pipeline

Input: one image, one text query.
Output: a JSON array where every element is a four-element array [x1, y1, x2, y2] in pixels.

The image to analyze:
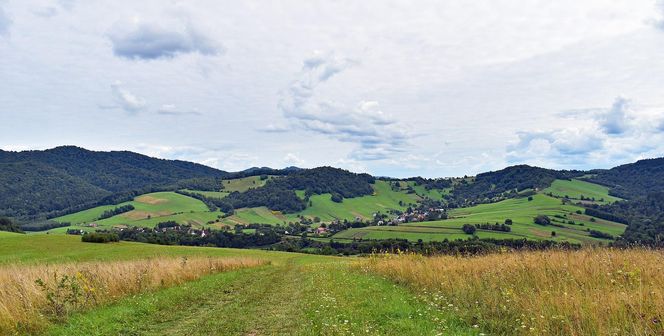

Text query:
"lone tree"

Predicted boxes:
[[534, 215, 551, 226], [462, 224, 476, 234], [504, 218, 513, 225]]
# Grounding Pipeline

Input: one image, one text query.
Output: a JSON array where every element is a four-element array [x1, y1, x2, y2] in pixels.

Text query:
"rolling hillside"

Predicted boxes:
[[0, 146, 227, 218], [332, 194, 626, 244]]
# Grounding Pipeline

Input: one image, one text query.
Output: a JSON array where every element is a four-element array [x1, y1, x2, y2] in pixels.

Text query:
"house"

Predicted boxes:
[[315, 227, 329, 235]]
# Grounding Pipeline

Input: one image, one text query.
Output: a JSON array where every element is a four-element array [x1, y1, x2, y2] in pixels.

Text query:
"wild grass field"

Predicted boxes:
[[2, 231, 660, 335], [333, 194, 626, 243], [362, 248, 664, 335]]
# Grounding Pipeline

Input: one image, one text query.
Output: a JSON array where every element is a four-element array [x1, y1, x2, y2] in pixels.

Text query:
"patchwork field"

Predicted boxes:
[[332, 194, 626, 244], [49, 178, 626, 246], [52, 192, 219, 232]]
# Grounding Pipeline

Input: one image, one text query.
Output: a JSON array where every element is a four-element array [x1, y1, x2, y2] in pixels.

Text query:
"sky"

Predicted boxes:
[[1, 0, 664, 177]]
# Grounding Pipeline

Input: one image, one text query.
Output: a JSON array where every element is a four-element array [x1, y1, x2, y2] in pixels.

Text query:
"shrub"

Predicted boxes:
[[504, 219, 513, 225], [589, 230, 614, 240]]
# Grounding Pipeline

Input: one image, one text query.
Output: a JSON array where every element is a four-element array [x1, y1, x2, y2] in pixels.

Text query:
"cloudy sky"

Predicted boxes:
[[1, 0, 664, 177]]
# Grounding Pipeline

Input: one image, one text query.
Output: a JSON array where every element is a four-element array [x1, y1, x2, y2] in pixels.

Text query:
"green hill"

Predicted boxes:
[[52, 192, 219, 232], [0, 146, 227, 218], [332, 194, 626, 244]]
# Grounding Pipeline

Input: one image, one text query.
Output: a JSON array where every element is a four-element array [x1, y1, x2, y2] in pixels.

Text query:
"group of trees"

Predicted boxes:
[[98, 204, 135, 220], [462, 223, 511, 234], [118, 225, 281, 248], [0, 217, 22, 233], [273, 236, 581, 256], [19, 219, 70, 232], [81, 232, 119, 243]]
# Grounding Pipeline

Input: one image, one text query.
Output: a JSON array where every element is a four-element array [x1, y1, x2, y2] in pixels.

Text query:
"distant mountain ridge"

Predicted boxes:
[[1, 146, 663, 220]]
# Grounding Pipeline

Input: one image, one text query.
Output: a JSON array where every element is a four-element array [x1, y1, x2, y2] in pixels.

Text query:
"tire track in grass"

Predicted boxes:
[[49, 258, 478, 336]]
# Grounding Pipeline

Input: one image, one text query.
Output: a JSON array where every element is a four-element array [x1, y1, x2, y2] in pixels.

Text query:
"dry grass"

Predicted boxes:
[[361, 249, 664, 335], [0, 256, 265, 335]]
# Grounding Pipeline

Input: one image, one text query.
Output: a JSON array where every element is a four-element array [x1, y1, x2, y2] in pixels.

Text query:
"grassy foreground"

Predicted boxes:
[[0, 257, 264, 335], [361, 249, 664, 335], [0, 233, 475, 335]]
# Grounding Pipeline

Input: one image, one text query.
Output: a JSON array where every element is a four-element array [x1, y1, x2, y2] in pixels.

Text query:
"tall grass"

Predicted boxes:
[[361, 249, 663, 335], [0, 256, 265, 335]]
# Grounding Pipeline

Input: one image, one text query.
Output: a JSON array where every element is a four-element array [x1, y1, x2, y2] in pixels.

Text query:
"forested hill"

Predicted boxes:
[[219, 167, 376, 213], [0, 146, 228, 218], [587, 158, 664, 199], [450, 165, 584, 206]]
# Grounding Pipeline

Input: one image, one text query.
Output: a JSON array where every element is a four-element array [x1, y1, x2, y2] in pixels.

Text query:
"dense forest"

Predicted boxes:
[[587, 158, 664, 199], [591, 192, 664, 246]]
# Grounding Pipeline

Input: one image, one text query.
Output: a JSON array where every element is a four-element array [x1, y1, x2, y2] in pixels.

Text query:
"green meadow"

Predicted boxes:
[[542, 179, 622, 204]]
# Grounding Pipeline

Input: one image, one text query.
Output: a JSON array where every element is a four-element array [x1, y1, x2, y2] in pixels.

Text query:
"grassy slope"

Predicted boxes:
[[543, 179, 622, 204], [0, 234, 475, 336], [333, 194, 626, 244], [183, 176, 276, 199], [51, 192, 219, 232], [221, 175, 273, 192]]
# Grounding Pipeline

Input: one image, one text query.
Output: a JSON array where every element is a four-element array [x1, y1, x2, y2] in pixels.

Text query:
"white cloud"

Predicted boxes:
[[156, 104, 201, 116], [110, 82, 146, 114], [258, 124, 290, 133], [507, 97, 664, 168], [279, 52, 413, 161], [0, 4, 11, 36], [283, 153, 305, 167], [108, 19, 221, 60], [597, 97, 631, 135]]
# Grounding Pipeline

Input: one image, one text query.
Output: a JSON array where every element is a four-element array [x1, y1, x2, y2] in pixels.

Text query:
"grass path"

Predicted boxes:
[[48, 258, 475, 336]]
